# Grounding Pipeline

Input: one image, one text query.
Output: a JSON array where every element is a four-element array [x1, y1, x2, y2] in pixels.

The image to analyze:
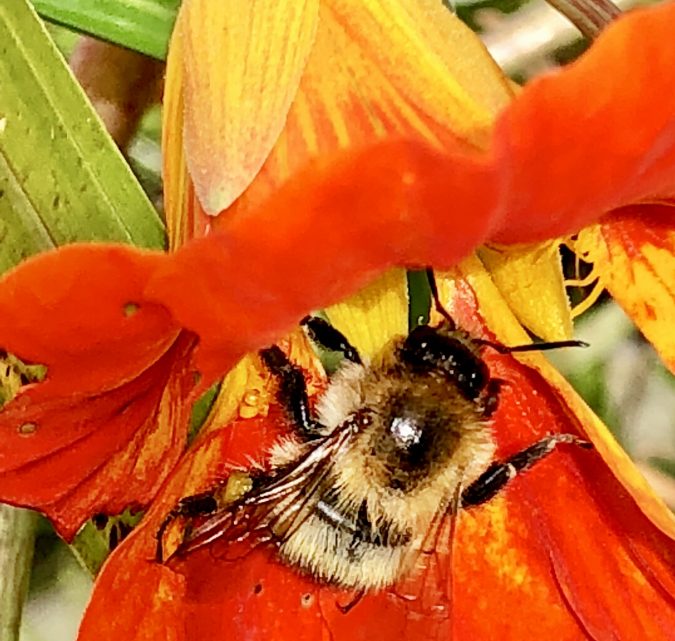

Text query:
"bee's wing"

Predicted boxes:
[[173, 426, 356, 558], [393, 479, 463, 621]]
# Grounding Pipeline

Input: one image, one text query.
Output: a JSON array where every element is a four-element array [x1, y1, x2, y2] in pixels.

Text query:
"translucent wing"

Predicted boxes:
[[170, 424, 358, 559], [391, 478, 463, 633]]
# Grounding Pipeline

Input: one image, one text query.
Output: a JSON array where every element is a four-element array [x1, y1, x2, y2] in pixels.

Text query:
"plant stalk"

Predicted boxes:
[[0, 505, 38, 641]]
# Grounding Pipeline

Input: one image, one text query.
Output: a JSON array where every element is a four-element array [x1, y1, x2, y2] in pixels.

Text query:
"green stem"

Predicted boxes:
[[0, 505, 38, 641]]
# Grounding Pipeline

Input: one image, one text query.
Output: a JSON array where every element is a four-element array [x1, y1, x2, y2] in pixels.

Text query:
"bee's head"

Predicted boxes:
[[350, 324, 497, 495], [398, 323, 490, 401]]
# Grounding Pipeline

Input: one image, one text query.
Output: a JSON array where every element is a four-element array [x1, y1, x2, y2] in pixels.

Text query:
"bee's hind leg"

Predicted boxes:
[[155, 491, 219, 563], [461, 433, 593, 508]]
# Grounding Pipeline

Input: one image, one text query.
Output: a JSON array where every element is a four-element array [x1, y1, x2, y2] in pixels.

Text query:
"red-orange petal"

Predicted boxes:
[[449, 278, 675, 639], [0, 245, 194, 537], [150, 4, 675, 384], [0, 245, 176, 395], [489, 2, 675, 244], [576, 204, 675, 374], [147, 140, 495, 383]]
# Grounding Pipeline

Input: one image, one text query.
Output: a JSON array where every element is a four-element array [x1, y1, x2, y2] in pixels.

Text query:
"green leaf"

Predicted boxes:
[[72, 510, 143, 576], [0, 0, 166, 273], [31, 0, 180, 60]]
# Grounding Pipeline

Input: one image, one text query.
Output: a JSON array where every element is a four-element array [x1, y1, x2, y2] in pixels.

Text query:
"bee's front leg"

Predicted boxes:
[[260, 345, 320, 439], [301, 315, 362, 365]]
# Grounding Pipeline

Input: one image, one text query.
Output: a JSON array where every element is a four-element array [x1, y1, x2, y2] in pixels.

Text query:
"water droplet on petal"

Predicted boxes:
[[244, 390, 260, 406]]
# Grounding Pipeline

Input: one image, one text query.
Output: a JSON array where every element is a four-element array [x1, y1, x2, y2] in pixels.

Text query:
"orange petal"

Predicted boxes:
[[576, 204, 675, 373], [454, 253, 675, 539], [444, 270, 675, 638], [0, 245, 176, 395], [0, 245, 193, 537], [178, 0, 319, 214], [490, 3, 675, 243], [77, 349, 314, 641]]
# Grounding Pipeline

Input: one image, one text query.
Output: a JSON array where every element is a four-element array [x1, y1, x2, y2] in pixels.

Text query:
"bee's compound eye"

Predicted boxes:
[[401, 326, 489, 399], [453, 355, 489, 399]]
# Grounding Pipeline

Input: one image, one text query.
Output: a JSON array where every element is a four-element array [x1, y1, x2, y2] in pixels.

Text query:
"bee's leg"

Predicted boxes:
[[336, 589, 365, 614], [461, 434, 593, 508], [155, 491, 219, 563], [301, 315, 362, 365], [260, 345, 320, 438]]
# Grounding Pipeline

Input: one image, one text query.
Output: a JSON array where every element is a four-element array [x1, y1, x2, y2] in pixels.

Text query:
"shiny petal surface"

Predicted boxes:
[[576, 205, 675, 373], [178, 0, 319, 214], [78, 264, 675, 641], [0, 245, 192, 537]]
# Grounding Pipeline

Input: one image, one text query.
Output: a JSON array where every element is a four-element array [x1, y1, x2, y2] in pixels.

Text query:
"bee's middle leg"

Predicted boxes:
[[461, 433, 592, 508]]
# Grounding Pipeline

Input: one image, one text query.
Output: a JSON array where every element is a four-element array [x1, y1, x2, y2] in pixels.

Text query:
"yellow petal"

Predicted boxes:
[[480, 241, 573, 341], [575, 214, 675, 373], [324, 269, 409, 358], [179, 0, 320, 215], [162, 21, 193, 249], [197, 329, 324, 438]]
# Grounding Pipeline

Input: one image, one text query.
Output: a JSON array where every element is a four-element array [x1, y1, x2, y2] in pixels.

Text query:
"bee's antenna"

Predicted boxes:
[[475, 338, 589, 354], [425, 268, 455, 329]]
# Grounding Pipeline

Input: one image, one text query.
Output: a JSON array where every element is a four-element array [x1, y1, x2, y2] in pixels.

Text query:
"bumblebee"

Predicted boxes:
[[157, 271, 590, 592]]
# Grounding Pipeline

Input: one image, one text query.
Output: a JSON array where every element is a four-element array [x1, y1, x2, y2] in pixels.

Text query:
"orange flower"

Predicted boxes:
[[0, 2, 674, 640]]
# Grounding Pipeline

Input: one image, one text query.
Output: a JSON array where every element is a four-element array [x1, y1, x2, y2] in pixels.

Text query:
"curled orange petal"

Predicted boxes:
[[147, 140, 495, 382], [490, 3, 675, 243]]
